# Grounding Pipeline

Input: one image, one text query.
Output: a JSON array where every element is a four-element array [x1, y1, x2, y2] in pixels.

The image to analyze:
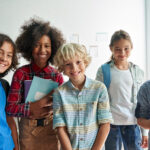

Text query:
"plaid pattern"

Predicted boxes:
[[53, 77, 112, 150], [6, 62, 63, 117]]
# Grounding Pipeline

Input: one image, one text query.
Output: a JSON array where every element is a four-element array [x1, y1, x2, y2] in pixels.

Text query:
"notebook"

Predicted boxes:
[[25, 76, 58, 103]]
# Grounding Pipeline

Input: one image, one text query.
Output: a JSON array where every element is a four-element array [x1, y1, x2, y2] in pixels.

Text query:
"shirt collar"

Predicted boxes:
[[67, 76, 91, 90], [31, 62, 50, 73]]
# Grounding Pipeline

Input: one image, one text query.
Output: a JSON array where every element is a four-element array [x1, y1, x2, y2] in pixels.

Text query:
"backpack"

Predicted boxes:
[[101, 63, 111, 89]]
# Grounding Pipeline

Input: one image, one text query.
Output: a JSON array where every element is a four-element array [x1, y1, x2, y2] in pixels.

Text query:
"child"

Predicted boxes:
[[53, 43, 112, 150], [0, 33, 19, 150], [6, 18, 65, 150], [96, 30, 148, 150], [135, 81, 150, 149]]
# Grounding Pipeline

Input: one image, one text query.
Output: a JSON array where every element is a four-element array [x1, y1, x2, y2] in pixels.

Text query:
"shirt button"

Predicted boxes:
[[80, 138, 83, 141], [79, 108, 82, 111], [80, 123, 83, 125]]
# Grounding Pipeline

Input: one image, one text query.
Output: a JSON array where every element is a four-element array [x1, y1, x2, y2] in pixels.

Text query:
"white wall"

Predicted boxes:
[[0, 0, 146, 82], [145, 0, 150, 79]]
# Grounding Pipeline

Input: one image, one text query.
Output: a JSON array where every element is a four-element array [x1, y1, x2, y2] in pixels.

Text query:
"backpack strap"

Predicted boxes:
[[101, 63, 111, 89], [0, 79, 9, 97]]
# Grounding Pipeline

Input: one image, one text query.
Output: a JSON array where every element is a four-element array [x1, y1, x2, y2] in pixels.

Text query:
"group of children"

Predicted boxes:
[[0, 17, 150, 150]]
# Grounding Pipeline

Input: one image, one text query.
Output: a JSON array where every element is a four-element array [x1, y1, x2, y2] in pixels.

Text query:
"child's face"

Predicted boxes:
[[63, 55, 86, 86], [32, 35, 51, 68], [0, 42, 13, 74], [110, 39, 132, 63]]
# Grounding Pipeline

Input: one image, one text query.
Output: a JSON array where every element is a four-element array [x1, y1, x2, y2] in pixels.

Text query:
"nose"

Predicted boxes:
[[0, 53, 6, 61], [72, 63, 77, 71], [120, 49, 125, 55], [39, 45, 46, 52]]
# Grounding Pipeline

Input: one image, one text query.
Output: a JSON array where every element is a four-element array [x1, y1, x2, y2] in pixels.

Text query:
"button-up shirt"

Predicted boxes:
[[96, 60, 148, 136], [53, 77, 112, 150], [6, 62, 63, 117]]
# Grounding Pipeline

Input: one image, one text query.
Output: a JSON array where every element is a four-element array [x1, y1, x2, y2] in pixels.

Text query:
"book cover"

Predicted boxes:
[[24, 80, 32, 101], [25, 76, 58, 103]]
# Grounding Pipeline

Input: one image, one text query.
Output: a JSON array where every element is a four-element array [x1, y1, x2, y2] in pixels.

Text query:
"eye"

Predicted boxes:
[[34, 43, 40, 48], [65, 63, 71, 66], [115, 48, 120, 51], [45, 44, 51, 48], [77, 61, 81, 64], [125, 47, 129, 51], [7, 54, 13, 58]]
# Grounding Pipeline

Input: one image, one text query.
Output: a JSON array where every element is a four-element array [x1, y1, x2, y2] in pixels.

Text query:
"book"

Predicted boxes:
[[24, 80, 32, 101], [25, 76, 58, 103]]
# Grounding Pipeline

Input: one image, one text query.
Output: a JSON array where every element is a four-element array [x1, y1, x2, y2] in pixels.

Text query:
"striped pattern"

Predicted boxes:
[[53, 77, 112, 149]]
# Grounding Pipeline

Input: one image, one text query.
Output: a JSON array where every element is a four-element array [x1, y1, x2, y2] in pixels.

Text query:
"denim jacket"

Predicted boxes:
[[96, 61, 148, 136]]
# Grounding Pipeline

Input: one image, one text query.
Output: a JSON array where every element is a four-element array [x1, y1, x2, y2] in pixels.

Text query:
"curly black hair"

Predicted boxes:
[[16, 17, 65, 64], [0, 33, 18, 78]]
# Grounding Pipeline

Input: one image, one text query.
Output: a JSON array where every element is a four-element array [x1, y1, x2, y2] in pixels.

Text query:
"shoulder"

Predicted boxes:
[[87, 78, 107, 90], [13, 64, 31, 79], [130, 62, 143, 73], [0, 78, 9, 87], [140, 80, 150, 91], [0, 78, 10, 95], [48, 65, 63, 76]]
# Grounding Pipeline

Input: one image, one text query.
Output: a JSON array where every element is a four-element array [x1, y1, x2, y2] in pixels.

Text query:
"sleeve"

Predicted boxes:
[[97, 84, 113, 124], [135, 82, 150, 136], [95, 66, 104, 82], [56, 72, 64, 86], [6, 69, 30, 117], [135, 82, 150, 119], [53, 89, 66, 129]]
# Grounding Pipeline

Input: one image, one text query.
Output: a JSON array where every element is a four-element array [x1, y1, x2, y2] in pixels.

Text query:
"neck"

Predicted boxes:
[[71, 76, 86, 90], [114, 60, 129, 70]]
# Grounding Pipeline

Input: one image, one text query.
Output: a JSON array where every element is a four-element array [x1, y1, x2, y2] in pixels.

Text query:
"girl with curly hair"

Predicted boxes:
[[6, 18, 65, 150]]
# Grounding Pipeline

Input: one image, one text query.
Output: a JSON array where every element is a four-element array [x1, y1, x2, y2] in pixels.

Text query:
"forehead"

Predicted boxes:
[[0, 41, 13, 53], [64, 55, 83, 63], [113, 39, 132, 47], [37, 35, 51, 43]]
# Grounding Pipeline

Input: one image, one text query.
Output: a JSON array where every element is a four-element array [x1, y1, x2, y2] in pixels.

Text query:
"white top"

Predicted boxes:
[[109, 66, 137, 125]]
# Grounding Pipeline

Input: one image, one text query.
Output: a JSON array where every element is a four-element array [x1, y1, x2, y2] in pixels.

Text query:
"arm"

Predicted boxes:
[[95, 67, 104, 82], [6, 69, 31, 117], [135, 81, 150, 148], [92, 123, 110, 150], [6, 116, 19, 150], [57, 127, 72, 150], [137, 118, 150, 129]]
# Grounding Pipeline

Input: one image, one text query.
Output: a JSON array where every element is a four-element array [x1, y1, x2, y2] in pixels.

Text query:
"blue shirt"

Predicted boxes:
[[0, 82, 14, 150], [53, 77, 112, 150]]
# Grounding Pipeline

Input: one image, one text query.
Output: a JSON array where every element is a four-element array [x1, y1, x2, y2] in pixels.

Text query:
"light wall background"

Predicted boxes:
[[0, 0, 146, 82]]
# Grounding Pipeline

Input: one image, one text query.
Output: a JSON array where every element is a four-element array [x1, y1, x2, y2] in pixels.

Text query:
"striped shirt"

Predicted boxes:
[[6, 62, 63, 117], [53, 77, 112, 150]]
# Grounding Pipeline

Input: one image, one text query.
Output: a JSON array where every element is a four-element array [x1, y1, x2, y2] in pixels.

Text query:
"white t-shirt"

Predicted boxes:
[[109, 66, 137, 125]]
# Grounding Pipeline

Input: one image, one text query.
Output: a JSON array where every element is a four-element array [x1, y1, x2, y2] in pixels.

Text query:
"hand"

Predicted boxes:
[[29, 91, 54, 119], [141, 135, 148, 148]]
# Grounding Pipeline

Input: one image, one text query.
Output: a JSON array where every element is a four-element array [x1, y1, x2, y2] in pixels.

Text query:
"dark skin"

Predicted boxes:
[[29, 91, 53, 119]]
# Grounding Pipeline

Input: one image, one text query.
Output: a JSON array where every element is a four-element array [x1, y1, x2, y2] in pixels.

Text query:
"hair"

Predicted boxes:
[[0, 33, 18, 77], [16, 17, 65, 64], [109, 30, 133, 60], [53, 43, 91, 72]]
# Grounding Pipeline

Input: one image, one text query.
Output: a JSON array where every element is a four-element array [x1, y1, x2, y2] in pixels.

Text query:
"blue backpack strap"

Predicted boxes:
[[101, 63, 111, 89]]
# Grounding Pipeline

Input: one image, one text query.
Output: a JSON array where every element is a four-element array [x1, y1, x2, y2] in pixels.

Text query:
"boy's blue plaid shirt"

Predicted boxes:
[[53, 77, 112, 150]]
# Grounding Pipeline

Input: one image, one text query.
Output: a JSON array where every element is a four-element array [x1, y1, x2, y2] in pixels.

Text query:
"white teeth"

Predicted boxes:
[[0, 64, 5, 67]]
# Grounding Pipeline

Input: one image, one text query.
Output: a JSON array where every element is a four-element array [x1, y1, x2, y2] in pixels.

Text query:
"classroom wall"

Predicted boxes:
[[0, 0, 146, 82], [146, 0, 150, 79]]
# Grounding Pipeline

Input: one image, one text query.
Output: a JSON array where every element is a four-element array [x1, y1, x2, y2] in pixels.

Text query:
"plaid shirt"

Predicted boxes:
[[6, 62, 63, 117], [53, 77, 112, 150]]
